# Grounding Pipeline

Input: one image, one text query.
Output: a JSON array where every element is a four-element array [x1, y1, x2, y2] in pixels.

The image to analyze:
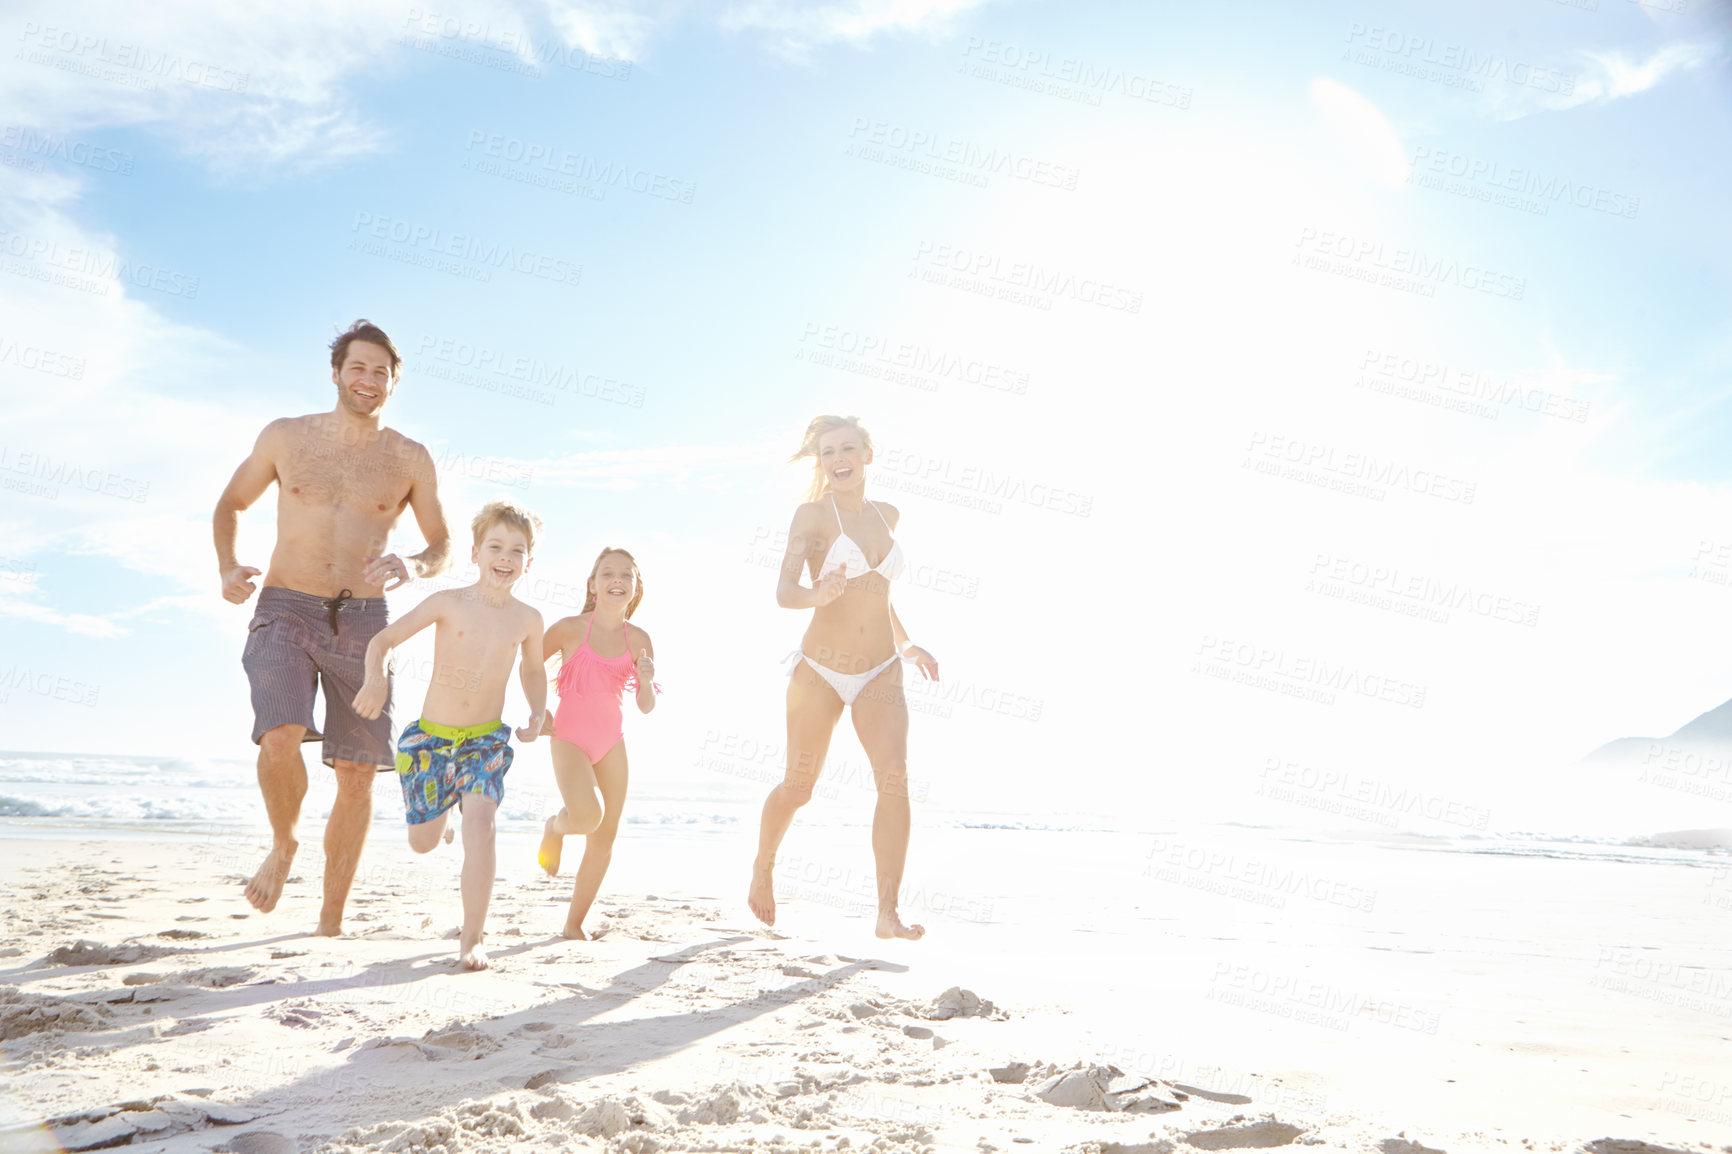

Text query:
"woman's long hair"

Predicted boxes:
[[582, 547, 644, 619], [789, 414, 873, 503]]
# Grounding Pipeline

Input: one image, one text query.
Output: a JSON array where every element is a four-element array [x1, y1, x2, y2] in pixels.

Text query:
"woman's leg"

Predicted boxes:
[[539, 736, 603, 875], [748, 661, 844, 925], [564, 741, 630, 939], [849, 662, 922, 940]]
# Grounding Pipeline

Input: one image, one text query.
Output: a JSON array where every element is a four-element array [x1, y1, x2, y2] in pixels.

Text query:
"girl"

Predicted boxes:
[[748, 415, 940, 939], [537, 547, 658, 939]]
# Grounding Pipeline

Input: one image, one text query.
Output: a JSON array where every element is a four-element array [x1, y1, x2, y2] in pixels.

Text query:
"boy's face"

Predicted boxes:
[[473, 523, 532, 589]]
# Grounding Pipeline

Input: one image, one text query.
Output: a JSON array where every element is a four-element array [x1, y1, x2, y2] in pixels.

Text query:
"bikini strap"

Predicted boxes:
[[830, 493, 844, 532], [867, 499, 892, 533]]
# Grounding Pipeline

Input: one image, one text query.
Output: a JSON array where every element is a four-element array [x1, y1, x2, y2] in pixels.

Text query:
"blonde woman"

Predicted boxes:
[[748, 416, 940, 939]]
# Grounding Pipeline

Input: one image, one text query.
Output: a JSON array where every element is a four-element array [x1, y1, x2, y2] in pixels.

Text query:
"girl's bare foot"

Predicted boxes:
[[747, 862, 776, 926], [876, 910, 925, 940], [537, 816, 563, 877], [562, 920, 588, 941], [459, 927, 489, 971]]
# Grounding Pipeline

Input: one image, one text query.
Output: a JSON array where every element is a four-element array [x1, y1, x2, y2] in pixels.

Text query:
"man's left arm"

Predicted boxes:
[[367, 443, 453, 589]]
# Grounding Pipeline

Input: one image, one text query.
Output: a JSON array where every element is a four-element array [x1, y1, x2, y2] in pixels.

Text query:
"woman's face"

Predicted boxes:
[[817, 426, 871, 490]]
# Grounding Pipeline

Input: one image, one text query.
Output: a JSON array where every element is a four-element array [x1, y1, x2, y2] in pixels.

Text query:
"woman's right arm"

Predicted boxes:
[[776, 506, 821, 609]]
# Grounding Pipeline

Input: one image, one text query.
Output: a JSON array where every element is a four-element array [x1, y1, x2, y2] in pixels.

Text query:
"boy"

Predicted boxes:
[[353, 499, 547, 970]]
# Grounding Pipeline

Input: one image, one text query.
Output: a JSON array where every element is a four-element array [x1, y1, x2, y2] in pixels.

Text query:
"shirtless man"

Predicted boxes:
[[213, 320, 452, 935]]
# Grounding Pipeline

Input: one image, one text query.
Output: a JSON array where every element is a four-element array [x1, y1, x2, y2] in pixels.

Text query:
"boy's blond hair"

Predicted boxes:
[[471, 498, 543, 553]]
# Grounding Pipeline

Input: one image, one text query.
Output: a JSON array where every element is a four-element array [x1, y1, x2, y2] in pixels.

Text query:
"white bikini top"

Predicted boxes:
[[818, 495, 905, 582]]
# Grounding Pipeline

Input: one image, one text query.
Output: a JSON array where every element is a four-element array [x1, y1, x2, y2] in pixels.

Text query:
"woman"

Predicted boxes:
[[747, 415, 940, 939]]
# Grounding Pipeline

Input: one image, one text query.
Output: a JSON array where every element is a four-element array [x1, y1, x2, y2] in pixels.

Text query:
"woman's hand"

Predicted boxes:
[[813, 563, 848, 607], [903, 645, 939, 681]]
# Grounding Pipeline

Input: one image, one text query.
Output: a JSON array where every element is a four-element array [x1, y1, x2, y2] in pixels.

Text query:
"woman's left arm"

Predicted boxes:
[[889, 603, 939, 681]]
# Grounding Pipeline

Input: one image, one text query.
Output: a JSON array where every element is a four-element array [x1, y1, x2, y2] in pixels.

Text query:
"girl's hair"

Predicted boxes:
[[583, 547, 644, 618], [789, 414, 872, 503]]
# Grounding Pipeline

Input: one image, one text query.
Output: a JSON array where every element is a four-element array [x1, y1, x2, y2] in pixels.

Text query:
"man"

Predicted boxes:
[[214, 320, 452, 935]]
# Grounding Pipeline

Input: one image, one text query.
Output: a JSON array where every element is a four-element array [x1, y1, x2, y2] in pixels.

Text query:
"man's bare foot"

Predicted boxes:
[[244, 840, 297, 913], [747, 862, 777, 926], [537, 816, 563, 877], [561, 921, 588, 941], [459, 928, 489, 971], [875, 910, 925, 940]]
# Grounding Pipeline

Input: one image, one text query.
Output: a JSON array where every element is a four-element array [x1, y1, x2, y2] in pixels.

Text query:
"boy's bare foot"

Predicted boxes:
[[459, 928, 489, 971], [244, 839, 297, 912], [537, 816, 563, 877], [876, 910, 925, 940], [747, 862, 776, 926], [561, 921, 588, 941], [443, 825, 454, 845]]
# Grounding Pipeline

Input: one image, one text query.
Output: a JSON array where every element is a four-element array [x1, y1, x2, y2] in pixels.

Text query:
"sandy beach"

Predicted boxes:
[[3, 819, 1727, 1153]]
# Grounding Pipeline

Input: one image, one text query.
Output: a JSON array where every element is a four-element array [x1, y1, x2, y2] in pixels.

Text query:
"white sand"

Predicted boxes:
[[1, 824, 1727, 1153]]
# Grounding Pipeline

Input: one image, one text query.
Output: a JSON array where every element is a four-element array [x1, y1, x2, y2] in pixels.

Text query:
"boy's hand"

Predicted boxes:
[[517, 711, 545, 743], [635, 649, 655, 683], [222, 565, 262, 604], [352, 678, 388, 720], [814, 563, 847, 607]]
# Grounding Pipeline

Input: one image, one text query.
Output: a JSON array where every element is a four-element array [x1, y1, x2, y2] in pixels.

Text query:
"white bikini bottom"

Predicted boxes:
[[788, 651, 899, 706]]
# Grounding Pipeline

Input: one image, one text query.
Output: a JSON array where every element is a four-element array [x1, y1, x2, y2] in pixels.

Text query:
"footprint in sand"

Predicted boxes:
[[49, 940, 176, 967], [1183, 1121, 1305, 1149]]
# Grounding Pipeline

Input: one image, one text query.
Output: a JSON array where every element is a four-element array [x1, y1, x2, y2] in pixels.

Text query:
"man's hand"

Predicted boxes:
[[517, 711, 545, 743], [352, 678, 389, 721], [222, 565, 262, 604], [814, 563, 847, 607], [363, 554, 412, 591]]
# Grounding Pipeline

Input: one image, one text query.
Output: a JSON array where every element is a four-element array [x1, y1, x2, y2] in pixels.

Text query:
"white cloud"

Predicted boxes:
[[719, 0, 992, 59], [1310, 77, 1409, 190], [1489, 39, 1720, 119]]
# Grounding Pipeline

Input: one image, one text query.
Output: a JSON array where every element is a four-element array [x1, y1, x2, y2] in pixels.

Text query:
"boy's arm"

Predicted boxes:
[[516, 609, 548, 742], [214, 421, 283, 604], [352, 594, 445, 719], [631, 626, 656, 714]]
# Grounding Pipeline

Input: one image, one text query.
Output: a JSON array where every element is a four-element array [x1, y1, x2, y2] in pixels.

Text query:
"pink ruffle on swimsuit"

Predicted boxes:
[[552, 616, 651, 763]]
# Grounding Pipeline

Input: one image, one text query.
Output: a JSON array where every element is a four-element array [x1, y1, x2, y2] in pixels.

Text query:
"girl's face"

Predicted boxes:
[[817, 427, 871, 491], [591, 553, 637, 609]]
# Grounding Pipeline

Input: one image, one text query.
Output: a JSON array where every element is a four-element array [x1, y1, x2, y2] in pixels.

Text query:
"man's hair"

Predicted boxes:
[[472, 498, 542, 553], [330, 319, 402, 380]]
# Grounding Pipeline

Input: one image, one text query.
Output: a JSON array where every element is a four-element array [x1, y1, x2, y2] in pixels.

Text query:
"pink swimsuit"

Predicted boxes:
[[552, 616, 641, 763]]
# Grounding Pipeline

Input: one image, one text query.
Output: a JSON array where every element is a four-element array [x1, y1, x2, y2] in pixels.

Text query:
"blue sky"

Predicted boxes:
[[2, 0, 1729, 834]]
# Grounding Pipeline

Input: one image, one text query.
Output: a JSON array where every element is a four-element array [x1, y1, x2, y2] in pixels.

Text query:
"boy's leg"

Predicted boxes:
[[565, 744, 629, 939], [247, 723, 309, 913], [407, 810, 451, 853], [458, 795, 498, 970], [540, 737, 603, 875]]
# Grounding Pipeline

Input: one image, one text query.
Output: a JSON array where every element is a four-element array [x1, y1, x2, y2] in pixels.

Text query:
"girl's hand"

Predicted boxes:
[[541, 711, 558, 736], [635, 648, 655, 683], [814, 563, 848, 607], [903, 645, 939, 681], [517, 711, 545, 743]]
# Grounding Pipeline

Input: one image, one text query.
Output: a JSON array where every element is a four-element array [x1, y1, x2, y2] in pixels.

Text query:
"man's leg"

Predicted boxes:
[[317, 760, 378, 937], [246, 723, 308, 913]]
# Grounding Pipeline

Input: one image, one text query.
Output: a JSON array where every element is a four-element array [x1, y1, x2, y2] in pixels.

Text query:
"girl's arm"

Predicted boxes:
[[777, 505, 844, 610], [541, 616, 578, 672], [353, 593, 446, 719], [516, 609, 547, 741], [629, 625, 657, 714]]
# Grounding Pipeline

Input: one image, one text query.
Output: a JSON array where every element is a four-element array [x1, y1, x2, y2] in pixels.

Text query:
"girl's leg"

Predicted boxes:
[[748, 662, 844, 925], [457, 794, 499, 970], [849, 663, 922, 940], [564, 741, 630, 939], [539, 736, 603, 875]]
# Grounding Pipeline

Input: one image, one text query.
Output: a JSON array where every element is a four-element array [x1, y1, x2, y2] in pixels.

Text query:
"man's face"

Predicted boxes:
[[333, 340, 396, 417]]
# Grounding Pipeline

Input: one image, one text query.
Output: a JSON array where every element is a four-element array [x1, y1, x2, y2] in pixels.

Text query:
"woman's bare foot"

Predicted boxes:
[[876, 910, 925, 940], [538, 816, 563, 877], [459, 927, 489, 971], [747, 862, 777, 926], [313, 915, 344, 937], [561, 920, 588, 941], [244, 839, 297, 913]]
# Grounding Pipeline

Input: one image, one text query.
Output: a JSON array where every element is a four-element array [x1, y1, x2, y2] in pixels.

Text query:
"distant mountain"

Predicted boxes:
[[1583, 695, 1732, 766]]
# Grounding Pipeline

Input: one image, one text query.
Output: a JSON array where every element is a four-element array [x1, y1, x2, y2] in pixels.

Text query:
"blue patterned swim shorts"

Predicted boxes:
[[396, 718, 512, 825]]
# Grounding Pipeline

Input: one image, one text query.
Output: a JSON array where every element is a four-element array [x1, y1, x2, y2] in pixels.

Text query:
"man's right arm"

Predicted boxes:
[[214, 421, 284, 604]]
